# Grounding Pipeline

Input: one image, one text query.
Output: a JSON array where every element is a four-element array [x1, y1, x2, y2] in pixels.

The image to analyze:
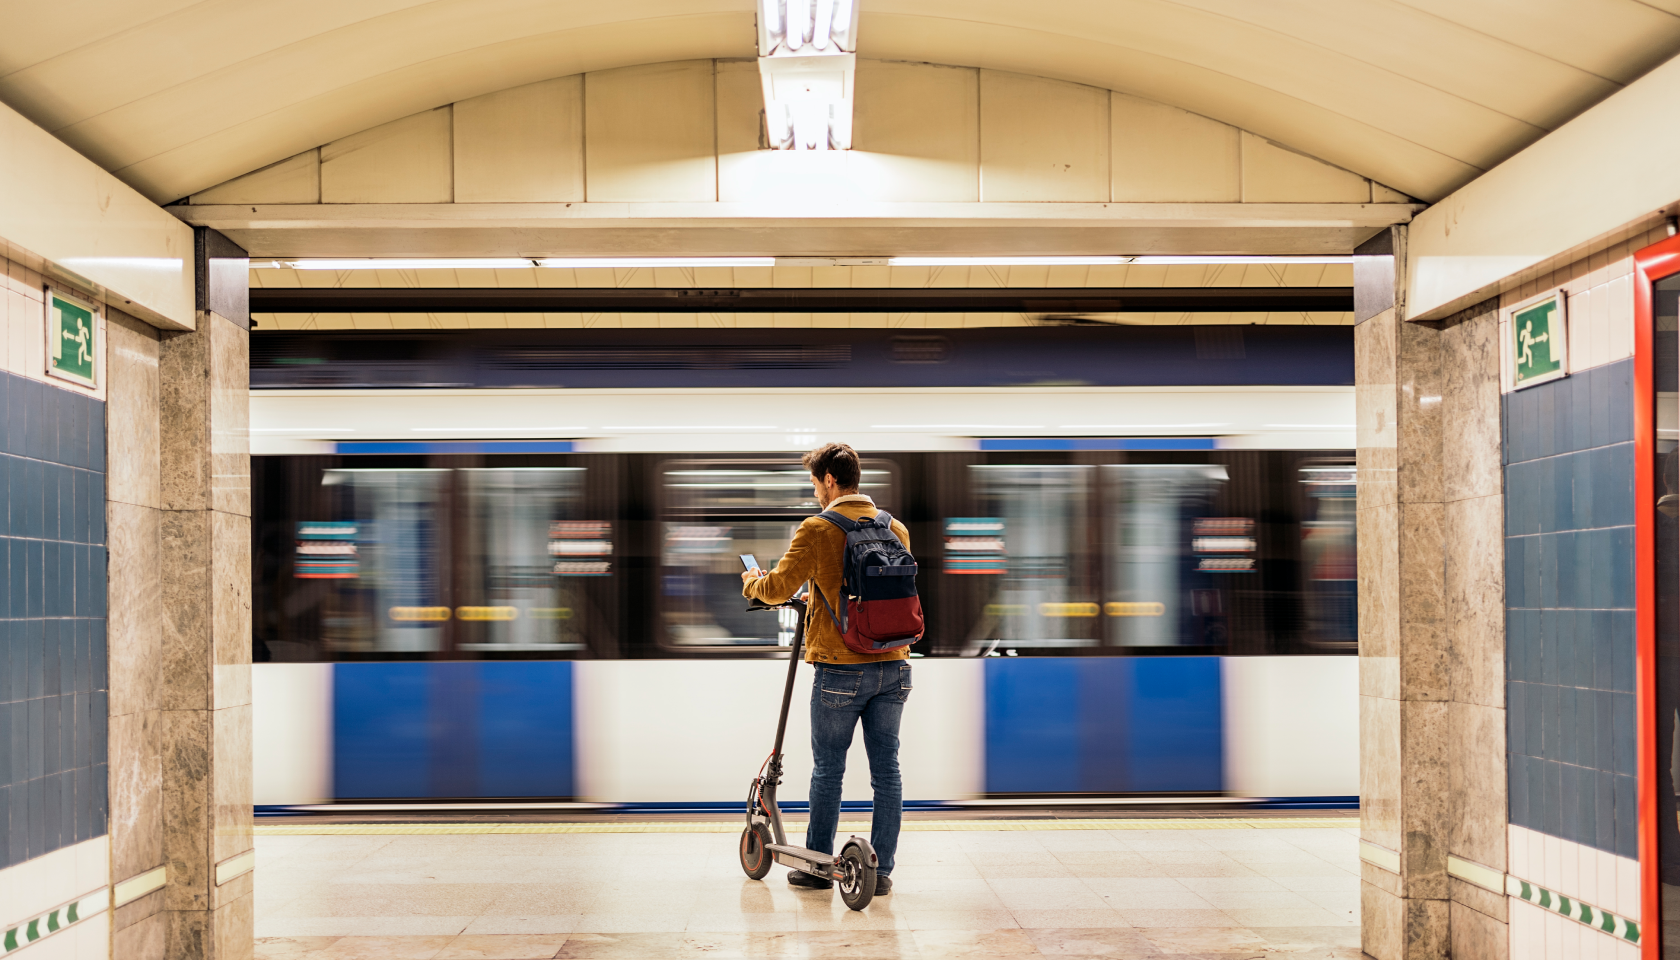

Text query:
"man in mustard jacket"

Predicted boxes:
[[741, 443, 912, 894]]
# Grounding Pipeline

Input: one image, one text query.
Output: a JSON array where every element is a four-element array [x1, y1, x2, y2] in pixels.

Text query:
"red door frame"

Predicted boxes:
[[1635, 233, 1680, 957]]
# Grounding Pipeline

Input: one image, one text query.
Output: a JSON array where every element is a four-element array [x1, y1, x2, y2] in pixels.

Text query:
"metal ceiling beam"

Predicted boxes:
[[250, 286, 1352, 313]]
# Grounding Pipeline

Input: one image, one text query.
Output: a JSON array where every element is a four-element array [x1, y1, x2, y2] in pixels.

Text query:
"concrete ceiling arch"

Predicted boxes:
[[4, 0, 1679, 205]]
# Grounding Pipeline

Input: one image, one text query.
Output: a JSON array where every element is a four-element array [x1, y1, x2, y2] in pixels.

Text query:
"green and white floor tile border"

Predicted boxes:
[[1, 888, 107, 955], [1507, 874, 1639, 945]]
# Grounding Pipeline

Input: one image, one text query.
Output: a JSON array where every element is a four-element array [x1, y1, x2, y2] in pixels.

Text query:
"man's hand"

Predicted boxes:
[[741, 567, 766, 585]]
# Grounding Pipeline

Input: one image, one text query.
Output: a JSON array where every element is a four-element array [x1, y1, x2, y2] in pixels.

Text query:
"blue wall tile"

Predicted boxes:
[[0, 371, 109, 870], [1505, 358, 1640, 859]]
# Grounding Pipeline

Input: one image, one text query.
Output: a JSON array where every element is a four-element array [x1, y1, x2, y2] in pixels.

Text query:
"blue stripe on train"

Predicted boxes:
[[983, 657, 1223, 794], [333, 662, 575, 798]]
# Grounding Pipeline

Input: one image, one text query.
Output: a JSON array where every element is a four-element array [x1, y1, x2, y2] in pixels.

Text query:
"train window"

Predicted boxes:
[[456, 468, 594, 652], [316, 468, 449, 654], [1299, 461, 1357, 649], [963, 465, 1097, 652], [1104, 464, 1230, 647], [658, 459, 897, 650]]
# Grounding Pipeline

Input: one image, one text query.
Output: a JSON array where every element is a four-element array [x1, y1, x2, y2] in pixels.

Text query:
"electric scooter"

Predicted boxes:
[[737, 595, 879, 910]]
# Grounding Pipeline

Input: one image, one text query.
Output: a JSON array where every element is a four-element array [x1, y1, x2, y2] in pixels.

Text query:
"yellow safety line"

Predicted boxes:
[[255, 817, 1358, 836]]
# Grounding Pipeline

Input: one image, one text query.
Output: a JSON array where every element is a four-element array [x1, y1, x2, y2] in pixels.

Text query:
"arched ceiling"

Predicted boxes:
[[4, 0, 1679, 206]]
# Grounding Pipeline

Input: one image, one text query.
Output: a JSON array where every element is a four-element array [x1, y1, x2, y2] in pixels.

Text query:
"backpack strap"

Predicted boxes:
[[814, 509, 862, 532], [811, 581, 845, 635]]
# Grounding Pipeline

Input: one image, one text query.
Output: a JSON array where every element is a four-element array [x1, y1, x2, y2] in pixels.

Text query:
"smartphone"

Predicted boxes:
[[740, 554, 759, 572]]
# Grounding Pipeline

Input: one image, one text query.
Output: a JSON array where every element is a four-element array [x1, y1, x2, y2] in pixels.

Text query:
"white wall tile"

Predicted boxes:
[[1576, 841, 1597, 908], [1544, 909, 1563, 960], [1560, 838, 1580, 901], [1500, 317, 1514, 393], [0, 837, 109, 927], [70, 910, 109, 960], [1544, 834, 1562, 890], [1515, 899, 1533, 954], [7, 286, 38, 379], [1510, 825, 1530, 879], [1597, 851, 1618, 920], [1615, 855, 1639, 920], [1607, 274, 1634, 363], [1588, 277, 1609, 370], [1567, 288, 1592, 372]]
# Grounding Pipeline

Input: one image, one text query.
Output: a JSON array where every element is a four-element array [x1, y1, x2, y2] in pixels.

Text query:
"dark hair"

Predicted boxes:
[[803, 443, 861, 489]]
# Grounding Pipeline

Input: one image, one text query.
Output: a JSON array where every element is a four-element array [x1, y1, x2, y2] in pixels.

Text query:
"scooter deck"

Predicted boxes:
[[767, 843, 843, 879]]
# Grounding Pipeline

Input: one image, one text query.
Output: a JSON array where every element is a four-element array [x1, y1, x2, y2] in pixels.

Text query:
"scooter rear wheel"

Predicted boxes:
[[837, 842, 876, 910], [739, 823, 773, 880]]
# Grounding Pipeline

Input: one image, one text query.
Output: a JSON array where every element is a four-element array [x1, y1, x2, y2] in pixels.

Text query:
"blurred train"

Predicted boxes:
[[247, 325, 1360, 810]]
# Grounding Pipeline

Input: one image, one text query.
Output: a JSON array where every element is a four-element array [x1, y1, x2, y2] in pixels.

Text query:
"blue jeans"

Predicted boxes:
[[805, 660, 911, 876]]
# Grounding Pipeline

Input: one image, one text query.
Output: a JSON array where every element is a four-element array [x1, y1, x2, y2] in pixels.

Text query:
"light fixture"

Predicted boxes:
[[758, 0, 858, 150], [886, 256, 1353, 267], [250, 258, 535, 271], [250, 255, 1352, 271], [253, 257, 777, 270], [535, 257, 775, 268]]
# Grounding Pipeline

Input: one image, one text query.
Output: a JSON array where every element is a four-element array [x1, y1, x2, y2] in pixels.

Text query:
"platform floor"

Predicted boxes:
[[252, 818, 1360, 959]]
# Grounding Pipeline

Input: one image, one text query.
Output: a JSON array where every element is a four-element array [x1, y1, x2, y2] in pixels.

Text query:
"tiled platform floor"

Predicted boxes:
[[253, 820, 1360, 959]]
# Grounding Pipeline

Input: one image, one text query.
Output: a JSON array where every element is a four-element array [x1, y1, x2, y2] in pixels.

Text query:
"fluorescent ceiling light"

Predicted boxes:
[[1059, 423, 1231, 430], [599, 425, 778, 431], [870, 424, 1045, 430], [254, 258, 534, 270], [411, 427, 587, 433], [253, 255, 1350, 271], [536, 257, 775, 268], [1128, 256, 1351, 265], [759, 0, 858, 150], [887, 256, 1352, 267], [253, 257, 777, 270], [889, 257, 1131, 267]]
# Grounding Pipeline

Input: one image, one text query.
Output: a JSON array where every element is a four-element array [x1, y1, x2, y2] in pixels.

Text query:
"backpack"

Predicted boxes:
[[810, 510, 924, 655]]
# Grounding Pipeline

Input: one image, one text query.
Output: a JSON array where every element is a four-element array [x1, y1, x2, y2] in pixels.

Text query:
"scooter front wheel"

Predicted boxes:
[[837, 841, 877, 910], [739, 823, 773, 880]]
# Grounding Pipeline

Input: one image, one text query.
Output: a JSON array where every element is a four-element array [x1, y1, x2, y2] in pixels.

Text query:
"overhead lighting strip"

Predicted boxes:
[[252, 255, 1354, 271]]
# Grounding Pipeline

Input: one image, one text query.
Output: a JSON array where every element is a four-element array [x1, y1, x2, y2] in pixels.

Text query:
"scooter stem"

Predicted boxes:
[[769, 599, 807, 765]]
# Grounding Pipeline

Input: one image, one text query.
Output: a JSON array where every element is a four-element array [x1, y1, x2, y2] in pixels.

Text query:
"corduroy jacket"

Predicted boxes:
[[741, 493, 912, 664]]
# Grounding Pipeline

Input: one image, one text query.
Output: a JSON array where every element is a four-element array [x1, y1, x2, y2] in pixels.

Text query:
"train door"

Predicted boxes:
[[317, 468, 450, 654], [965, 464, 1099, 651], [455, 467, 595, 652], [1102, 464, 1228, 647]]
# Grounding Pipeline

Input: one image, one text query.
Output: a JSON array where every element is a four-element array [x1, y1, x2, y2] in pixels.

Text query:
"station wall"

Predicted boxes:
[[0, 247, 113, 958], [1494, 227, 1666, 957]]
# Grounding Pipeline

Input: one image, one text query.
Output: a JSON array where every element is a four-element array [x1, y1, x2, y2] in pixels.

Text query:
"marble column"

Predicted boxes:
[[107, 309, 168, 958], [1357, 227, 1508, 959], [1440, 300, 1509, 960], [156, 230, 252, 960]]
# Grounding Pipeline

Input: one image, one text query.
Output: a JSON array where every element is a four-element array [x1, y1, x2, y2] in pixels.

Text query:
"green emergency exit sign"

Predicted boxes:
[[46, 288, 98, 388], [1511, 291, 1566, 390]]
